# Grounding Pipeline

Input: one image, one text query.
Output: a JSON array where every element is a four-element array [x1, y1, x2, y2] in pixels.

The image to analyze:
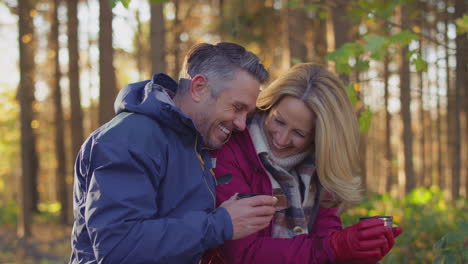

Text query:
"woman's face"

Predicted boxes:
[[263, 95, 315, 158]]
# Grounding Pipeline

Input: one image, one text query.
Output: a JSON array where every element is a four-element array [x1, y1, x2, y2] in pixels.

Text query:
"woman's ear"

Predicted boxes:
[[189, 74, 209, 102]]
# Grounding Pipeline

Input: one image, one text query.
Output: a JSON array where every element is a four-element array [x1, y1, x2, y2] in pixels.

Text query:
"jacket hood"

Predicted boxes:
[[114, 73, 198, 135]]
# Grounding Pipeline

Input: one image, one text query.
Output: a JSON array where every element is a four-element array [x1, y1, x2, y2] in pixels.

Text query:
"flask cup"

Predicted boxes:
[[360, 216, 393, 227]]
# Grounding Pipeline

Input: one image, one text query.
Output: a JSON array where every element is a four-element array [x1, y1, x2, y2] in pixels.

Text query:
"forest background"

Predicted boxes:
[[0, 0, 467, 263]]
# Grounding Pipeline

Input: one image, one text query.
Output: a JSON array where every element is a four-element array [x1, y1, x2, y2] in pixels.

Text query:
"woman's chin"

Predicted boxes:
[[271, 149, 290, 158]]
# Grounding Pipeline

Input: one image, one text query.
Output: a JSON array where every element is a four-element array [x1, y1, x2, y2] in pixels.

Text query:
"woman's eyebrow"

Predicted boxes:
[[276, 110, 312, 135]]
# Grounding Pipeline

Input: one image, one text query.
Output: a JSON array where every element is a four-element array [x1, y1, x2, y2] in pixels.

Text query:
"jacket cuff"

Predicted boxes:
[[217, 207, 233, 240], [322, 234, 337, 262], [206, 207, 233, 249]]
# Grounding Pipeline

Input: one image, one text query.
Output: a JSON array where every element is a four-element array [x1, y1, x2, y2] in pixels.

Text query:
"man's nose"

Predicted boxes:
[[233, 113, 247, 131]]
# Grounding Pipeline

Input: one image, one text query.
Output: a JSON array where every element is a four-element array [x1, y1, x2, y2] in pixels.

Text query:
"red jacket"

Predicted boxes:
[[204, 129, 342, 264]]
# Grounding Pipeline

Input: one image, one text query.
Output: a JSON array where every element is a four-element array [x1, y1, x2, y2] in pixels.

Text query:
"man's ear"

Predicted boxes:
[[189, 74, 209, 102]]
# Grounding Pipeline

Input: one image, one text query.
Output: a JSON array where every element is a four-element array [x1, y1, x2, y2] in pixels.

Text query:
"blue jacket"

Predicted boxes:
[[70, 73, 233, 264]]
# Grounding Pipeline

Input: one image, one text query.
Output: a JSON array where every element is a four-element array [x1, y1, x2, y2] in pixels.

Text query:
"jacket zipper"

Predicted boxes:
[[194, 135, 216, 208]]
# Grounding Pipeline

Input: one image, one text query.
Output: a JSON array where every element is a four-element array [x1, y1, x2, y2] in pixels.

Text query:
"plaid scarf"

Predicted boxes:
[[249, 114, 322, 238]]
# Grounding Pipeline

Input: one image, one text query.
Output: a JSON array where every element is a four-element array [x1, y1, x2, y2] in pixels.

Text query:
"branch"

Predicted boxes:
[[326, 0, 456, 51]]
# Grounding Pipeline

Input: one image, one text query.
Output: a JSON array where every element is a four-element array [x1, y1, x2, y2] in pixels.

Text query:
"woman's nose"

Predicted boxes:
[[275, 129, 290, 146]]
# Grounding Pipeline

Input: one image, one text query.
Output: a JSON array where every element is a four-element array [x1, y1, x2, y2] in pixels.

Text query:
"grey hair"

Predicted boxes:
[[178, 42, 269, 96]]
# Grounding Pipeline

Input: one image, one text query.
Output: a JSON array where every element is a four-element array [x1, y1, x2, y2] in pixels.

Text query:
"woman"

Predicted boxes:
[[204, 63, 402, 264]]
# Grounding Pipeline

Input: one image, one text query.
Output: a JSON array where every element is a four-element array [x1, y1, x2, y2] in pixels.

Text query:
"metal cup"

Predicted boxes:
[[360, 216, 393, 227]]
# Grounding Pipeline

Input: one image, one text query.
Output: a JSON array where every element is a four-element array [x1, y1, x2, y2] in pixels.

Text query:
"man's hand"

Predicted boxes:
[[220, 194, 277, 240]]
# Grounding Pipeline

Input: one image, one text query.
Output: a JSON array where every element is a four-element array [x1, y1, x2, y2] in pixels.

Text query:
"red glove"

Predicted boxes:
[[329, 218, 402, 264]]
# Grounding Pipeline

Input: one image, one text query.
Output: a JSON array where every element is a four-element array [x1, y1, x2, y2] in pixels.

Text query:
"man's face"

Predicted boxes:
[[195, 71, 260, 149]]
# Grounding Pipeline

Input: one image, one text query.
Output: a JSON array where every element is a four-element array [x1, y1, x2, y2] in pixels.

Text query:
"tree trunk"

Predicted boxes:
[[330, 0, 351, 84], [455, 0, 467, 197], [459, 1, 468, 197], [99, 0, 117, 124], [287, 0, 307, 63], [383, 53, 393, 193], [436, 49, 444, 190], [458, 0, 468, 198], [418, 12, 426, 188], [17, 0, 38, 238], [310, 0, 327, 64], [174, 0, 182, 77], [434, 6, 444, 190], [280, 0, 291, 71], [400, 6, 416, 195], [354, 70, 367, 191], [86, 0, 98, 131], [50, 0, 68, 224], [135, 8, 145, 79], [448, 0, 463, 199], [67, 0, 84, 168], [151, 1, 165, 74]]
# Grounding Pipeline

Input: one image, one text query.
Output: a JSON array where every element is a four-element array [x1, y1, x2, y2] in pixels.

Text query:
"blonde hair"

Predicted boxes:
[[257, 63, 362, 211]]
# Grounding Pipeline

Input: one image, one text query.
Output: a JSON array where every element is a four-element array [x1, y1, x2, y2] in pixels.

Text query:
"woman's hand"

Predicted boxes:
[[328, 218, 403, 264]]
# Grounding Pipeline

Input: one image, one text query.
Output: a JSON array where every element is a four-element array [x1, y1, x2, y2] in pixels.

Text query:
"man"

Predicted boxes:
[[70, 42, 277, 263]]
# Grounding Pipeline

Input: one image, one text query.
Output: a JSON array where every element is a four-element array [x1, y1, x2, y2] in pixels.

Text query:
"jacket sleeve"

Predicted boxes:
[[84, 141, 232, 264], [213, 144, 341, 264]]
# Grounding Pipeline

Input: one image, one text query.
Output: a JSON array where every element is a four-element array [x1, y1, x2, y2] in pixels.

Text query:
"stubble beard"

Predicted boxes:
[[192, 106, 220, 149]]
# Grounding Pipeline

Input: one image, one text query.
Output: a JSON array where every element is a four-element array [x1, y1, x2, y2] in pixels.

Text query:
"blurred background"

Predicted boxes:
[[0, 0, 467, 263]]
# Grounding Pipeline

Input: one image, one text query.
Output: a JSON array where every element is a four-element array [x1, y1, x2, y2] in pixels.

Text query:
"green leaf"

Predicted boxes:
[[412, 55, 428, 72], [433, 255, 444, 264], [121, 0, 131, 8], [291, 58, 302, 65], [150, 0, 169, 4], [459, 221, 468, 233], [355, 60, 370, 71], [364, 35, 387, 53], [364, 35, 388, 60], [304, 4, 320, 12], [442, 251, 456, 264], [406, 49, 418, 60], [455, 15, 468, 34], [463, 248, 468, 261], [112, 0, 131, 8], [336, 64, 352, 75], [318, 10, 327, 20], [434, 235, 448, 250], [390, 30, 417, 46], [325, 42, 365, 75], [444, 232, 464, 245], [358, 109, 373, 133], [287, 0, 300, 8], [345, 83, 358, 106]]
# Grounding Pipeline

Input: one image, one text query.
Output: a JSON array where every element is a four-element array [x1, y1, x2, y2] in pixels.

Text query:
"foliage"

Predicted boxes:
[[325, 30, 423, 76], [345, 83, 359, 106], [0, 200, 17, 225], [455, 15, 468, 34], [358, 109, 373, 133], [342, 187, 467, 263], [321, 0, 429, 135], [432, 220, 468, 264], [0, 89, 20, 202], [0, 201, 63, 225], [112, 0, 168, 8]]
